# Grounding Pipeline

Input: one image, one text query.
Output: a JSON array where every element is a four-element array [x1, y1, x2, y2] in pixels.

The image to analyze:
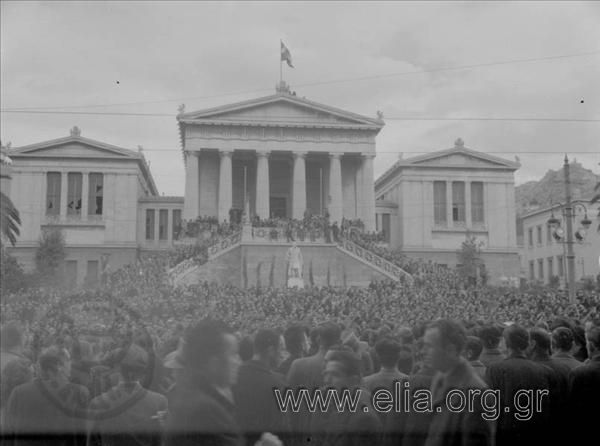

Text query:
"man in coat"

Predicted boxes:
[[4, 346, 89, 446], [421, 319, 494, 446], [568, 325, 600, 444], [486, 324, 554, 446], [233, 329, 289, 445]]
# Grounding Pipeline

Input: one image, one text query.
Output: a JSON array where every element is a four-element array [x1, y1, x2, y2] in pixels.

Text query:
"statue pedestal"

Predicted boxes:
[[242, 222, 252, 241], [287, 277, 305, 289]]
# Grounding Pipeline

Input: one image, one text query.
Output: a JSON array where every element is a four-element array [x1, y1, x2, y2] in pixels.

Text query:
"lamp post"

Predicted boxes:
[[547, 156, 592, 303]]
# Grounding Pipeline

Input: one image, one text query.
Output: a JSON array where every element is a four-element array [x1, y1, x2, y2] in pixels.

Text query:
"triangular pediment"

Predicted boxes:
[[411, 152, 511, 168], [403, 146, 520, 170], [10, 136, 141, 159], [179, 94, 383, 128]]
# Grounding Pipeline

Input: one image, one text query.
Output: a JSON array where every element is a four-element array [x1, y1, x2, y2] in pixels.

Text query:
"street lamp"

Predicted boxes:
[[546, 155, 593, 303]]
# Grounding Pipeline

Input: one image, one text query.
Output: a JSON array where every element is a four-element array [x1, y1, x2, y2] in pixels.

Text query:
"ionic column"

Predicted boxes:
[[255, 151, 271, 219], [292, 151, 307, 219], [81, 172, 89, 220], [465, 180, 472, 228], [183, 151, 199, 220], [446, 180, 453, 226], [60, 172, 68, 218], [218, 149, 233, 222], [361, 154, 376, 231], [328, 153, 343, 224]]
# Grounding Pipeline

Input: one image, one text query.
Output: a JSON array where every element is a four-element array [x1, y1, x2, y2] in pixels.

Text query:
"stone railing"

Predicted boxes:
[[246, 226, 329, 243], [207, 230, 242, 259], [337, 238, 413, 284]]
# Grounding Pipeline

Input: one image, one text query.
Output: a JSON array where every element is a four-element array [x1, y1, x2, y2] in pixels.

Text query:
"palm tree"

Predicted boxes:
[[592, 178, 600, 232], [0, 145, 21, 246]]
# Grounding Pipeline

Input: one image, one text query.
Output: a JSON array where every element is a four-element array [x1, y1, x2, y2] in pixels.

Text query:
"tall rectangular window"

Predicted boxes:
[[452, 181, 465, 224], [67, 172, 82, 216], [538, 259, 544, 280], [546, 224, 553, 244], [172, 209, 182, 240], [65, 260, 78, 289], [159, 209, 168, 240], [46, 172, 61, 215], [433, 181, 447, 225], [382, 213, 391, 243], [528, 228, 533, 247], [88, 173, 104, 216], [86, 260, 99, 287], [529, 261, 535, 280], [557, 256, 564, 276], [547, 257, 554, 278], [471, 182, 484, 224], [537, 225, 542, 245], [146, 209, 155, 240]]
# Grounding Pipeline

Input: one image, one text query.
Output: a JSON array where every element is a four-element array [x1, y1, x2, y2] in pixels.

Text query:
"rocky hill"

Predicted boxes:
[[516, 161, 598, 217]]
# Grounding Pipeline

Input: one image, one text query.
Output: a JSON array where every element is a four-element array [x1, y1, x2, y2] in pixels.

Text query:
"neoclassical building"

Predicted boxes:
[[375, 138, 521, 282], [5, 128, 182, 287], [177, 83, 384, 230]]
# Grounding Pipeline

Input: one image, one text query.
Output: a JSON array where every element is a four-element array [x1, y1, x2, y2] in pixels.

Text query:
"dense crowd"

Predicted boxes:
[[1, 216, 600, 445]]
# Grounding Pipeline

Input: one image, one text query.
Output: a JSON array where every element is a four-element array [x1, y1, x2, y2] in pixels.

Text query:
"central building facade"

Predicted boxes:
[[178, 84, 384, 230]]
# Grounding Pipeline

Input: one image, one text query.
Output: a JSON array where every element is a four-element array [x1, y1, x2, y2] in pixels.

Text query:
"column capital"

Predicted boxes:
[[329, 153, 342, 160], [219, 149, 234, 158], [256, 150, 271, 158], [293, 151, 308, 159], [361, 153, 376, 160]]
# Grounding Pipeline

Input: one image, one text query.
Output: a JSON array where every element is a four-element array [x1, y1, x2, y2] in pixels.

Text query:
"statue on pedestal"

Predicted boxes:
[[286, 242, 304, 288]]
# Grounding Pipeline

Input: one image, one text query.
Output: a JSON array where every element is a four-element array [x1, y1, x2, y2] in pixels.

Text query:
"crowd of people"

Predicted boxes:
[[1, 214, 600, 445]]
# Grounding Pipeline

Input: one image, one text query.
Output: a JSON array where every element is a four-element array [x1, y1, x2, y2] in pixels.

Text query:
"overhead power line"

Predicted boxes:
[[2, 49, 598, 111], [1, 109, 598, 123]]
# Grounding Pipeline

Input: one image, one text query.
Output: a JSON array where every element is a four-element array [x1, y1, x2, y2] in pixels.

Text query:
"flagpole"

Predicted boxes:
[[279, 40, 283, 84]]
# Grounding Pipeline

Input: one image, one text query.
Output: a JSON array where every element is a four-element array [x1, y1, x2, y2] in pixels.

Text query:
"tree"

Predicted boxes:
[[35, 228, 66, 284], [0, 246, 28, 295], [457, 233, 485, 287], [0, 144, 21, 247], [592, 179, 600, 232]]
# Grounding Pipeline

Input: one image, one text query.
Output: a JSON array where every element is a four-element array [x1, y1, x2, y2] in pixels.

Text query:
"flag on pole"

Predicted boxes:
[[281, 41, 294, 68]]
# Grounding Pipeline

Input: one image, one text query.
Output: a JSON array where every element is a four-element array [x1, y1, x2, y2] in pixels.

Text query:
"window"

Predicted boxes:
[[471, 182, 484, 224], [547, 257, 554, 278], [528, 228, 533, 247], [46, 172, 61, 215], [546, 224, 553, 244], [382, 213, 391, 243], [529, 261, 535, 280], [536, 225, 542, 245], [88, 173, 103, 216], [146, 209, 155, 240], [67, 172, 82, 216], [538, 259, 544, 280], [433, 181, 447, 225], [86, 260, 99, 287], [172, 209, 182, 240], [557, 256, 564, 277], [159, 209, 168, 240], [452, 181, 465, 224], [65, 260, 77, 289]]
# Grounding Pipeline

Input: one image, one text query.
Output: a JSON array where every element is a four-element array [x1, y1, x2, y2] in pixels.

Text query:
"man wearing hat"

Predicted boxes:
[[88, 344, 167, 446]]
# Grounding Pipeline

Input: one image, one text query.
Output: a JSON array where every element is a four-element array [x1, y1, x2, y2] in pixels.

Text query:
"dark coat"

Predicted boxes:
[[164, 373, 243, 446], [550, 351, 582, 371], [486, 354, 554, 446], [88, 382, 167, 446], [3, 378, 89, 446], [308, 387, 381, 446], [286, 352, 327, 437], [233, 360, 289, 445], [568, 354, 600, 444], [423, 359, 495, 446], [383, 373, 433, 446]]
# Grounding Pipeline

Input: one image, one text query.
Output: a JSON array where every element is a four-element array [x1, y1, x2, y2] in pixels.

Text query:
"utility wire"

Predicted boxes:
[[1, 109, 598, 123], [2, 49, 598, 111]]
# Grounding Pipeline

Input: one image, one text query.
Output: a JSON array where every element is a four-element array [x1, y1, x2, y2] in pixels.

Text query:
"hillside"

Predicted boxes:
[[515, 161, 598, 217]]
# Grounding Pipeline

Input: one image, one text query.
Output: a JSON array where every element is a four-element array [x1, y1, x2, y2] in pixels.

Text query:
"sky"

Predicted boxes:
[[1, 1, 599, 196]]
